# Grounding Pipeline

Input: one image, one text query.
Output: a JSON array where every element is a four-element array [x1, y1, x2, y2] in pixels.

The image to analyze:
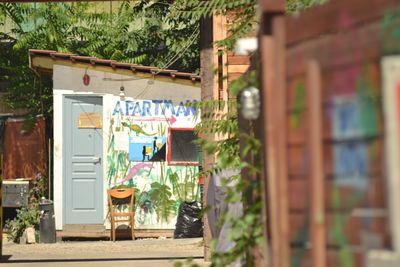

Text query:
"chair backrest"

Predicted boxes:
[[108, 188, 135, 213]]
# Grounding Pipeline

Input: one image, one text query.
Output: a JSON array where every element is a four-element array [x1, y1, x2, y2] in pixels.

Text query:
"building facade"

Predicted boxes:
[[30, 50, 201, 233]]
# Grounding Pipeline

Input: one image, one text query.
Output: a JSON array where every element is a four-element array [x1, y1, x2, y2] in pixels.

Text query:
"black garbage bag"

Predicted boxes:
[[174, 201, 203, 238]]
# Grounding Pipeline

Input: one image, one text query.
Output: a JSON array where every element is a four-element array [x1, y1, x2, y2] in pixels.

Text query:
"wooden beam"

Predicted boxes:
[[57, 229, 175, 239], [306, 60, 326, 267]]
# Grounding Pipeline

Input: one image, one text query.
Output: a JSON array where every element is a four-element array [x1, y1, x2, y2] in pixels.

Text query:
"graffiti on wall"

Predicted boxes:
[[287, 7, 391, 267], [290, 64, 381, 267], [112, 100, 197, 117], [332, 65, 379, 185], [332, 95, 368, 190], [330, 64, 380, 267], [107, 98, 200, 228]]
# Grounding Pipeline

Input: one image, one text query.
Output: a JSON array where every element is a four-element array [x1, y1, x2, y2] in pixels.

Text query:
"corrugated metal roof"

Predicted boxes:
[[29, 49, 201, 82]]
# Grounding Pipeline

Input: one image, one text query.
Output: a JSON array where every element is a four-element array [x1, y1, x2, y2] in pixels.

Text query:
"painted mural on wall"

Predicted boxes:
[[128, 136, 167, 161], [289, 63, 382, 267], [329, 64, 380, 267], [106, 97, 200, 229], [285, 8, 394, 267]]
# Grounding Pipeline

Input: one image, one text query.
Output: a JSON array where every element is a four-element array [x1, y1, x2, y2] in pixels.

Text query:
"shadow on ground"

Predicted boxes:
[[1, 255, 203, 263]]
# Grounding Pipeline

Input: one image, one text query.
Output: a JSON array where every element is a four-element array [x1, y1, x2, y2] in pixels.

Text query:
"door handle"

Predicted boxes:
[[92, 157, 101, 164]]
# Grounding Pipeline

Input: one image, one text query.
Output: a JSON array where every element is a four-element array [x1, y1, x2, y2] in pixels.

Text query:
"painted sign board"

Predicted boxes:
[[78, 112, 102, 128]]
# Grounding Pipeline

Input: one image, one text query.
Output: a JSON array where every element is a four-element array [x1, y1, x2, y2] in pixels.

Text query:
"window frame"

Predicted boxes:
[[167, 127, 199, 166]]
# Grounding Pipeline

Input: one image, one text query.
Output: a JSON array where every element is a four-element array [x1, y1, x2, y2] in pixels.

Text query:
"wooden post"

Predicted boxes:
[[200, 15, 214, 261], [259, 29, 281, 267], [273, 14, 290, 267], [213, 14, 228, 104], [257, 0, 288, 266], [307, 60, 326, 267]]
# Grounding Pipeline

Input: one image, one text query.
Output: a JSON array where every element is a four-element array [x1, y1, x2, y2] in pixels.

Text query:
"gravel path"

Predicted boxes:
[[1, 238, 207, 267]]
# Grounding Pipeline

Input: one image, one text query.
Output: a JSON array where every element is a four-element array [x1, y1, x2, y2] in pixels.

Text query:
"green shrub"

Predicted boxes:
[[5, 171, 47, 243], [5, 207, 40, 243]]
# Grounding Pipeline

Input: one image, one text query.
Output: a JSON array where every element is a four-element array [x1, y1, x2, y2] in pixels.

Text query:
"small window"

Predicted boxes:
[[168, 128, 199, 165]]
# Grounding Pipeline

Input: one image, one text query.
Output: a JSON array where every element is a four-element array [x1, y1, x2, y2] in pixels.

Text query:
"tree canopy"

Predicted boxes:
[[0, 0, 327, 121], [0, 1, 200, 123]]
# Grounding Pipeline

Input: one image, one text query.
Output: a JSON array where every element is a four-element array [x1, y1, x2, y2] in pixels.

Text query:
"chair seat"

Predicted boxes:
[[113, 218, 133, 222], [113, 219, 132, 223], [111, 212, 134, 217]]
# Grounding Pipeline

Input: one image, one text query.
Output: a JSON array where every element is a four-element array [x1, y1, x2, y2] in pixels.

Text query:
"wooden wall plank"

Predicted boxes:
[[290, 249, 366, 267], [287, 140, 384, 178], [228, 64, 250, 74], [290, 213, 387, 247], [286, 22, 382, 78], [286, 0, 400, 45], [289, 178, 387, 212], [227, 73, 244, 84], [227, 55, 251, 65]]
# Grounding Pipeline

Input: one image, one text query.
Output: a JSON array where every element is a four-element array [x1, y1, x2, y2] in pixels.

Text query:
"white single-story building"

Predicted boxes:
[[29, 49, 201, 235]]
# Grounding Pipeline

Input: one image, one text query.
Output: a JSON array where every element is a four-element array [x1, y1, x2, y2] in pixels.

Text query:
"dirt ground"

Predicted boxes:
[[1, 237, 207, 267]]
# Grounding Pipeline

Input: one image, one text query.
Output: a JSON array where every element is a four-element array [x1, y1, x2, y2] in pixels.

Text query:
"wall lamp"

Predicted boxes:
[[119, 86, 125, 101], [240, 86, 261, 120]]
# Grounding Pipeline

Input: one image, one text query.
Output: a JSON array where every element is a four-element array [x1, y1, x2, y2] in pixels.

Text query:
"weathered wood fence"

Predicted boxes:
[[258, 0, 400, 266]]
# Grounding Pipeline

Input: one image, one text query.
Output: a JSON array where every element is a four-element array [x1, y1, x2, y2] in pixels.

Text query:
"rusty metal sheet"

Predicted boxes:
[[3, 117, 46, 180]]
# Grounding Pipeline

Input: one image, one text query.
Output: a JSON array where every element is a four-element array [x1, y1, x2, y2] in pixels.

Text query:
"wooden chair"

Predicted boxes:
[[107, 188, 135, 241]]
